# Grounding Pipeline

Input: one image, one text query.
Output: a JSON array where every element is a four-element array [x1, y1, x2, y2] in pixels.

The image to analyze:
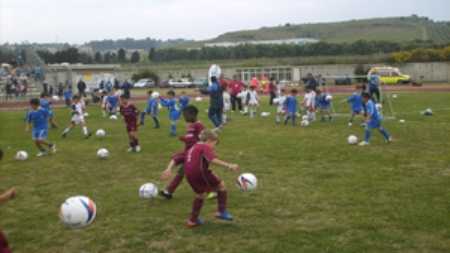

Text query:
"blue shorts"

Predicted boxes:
[[32, 128, 48, 140], [367, 120, 381, 129], [169, 111, 181, 121]]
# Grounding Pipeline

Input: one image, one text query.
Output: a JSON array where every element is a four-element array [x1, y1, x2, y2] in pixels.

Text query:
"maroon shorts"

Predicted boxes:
[[186, 169, 221, 194], [171, 151, 186, 166], [126, 121, 138, 132], [0, 231, 11, 253]]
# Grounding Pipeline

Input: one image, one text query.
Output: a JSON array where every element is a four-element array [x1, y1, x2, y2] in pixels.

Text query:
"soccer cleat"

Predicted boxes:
[[358, 141, 369, 146], [135, 146, 141, 153], [186, 218, 204, 228], [207, 192, 217, 200], [160, 190, 173, 200], [386, 137, 393, 144], [50, 144, 57, 154], [61, 133, 67, 138], [215, 210, 233, 221], [36, 151, 48, 157], [127, 147, 135, 153]]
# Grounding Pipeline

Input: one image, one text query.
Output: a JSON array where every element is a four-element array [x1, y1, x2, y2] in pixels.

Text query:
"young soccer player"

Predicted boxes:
[[61, 95, 92, 139], [26, 98, 57, 156], [140, 90, 160, 128], [40, 93, 58, 128], [284, 89, 298, 126], [160, 105, 205, 199], [359, 92, 392, 146], [160, 90, 181, 137], [274, 89, 287, 124], [248, 86, 259, 118], [119, 95, 141, 152], [63, 86, 73, 107], [183, 129, 240, 228], [347, 86, 364, 127], [222, 89, 231, 124], [316, 90, 333, 122], [303, 88, 316, 122], [178, 91, 190, 111], [238, 86, 250, 115], [105, 91, 119, 116]]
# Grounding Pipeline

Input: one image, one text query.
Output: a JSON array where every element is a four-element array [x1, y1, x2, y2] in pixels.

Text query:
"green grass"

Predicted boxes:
[[1, 92, 450, 253]]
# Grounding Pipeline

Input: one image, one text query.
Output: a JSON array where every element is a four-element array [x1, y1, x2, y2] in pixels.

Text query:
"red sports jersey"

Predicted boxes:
[[179, 121, 205, 151], [184, 143, 220, 194], [120, 103, 138, 125]]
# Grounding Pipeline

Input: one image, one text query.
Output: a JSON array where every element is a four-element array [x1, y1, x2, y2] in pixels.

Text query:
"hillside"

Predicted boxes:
[[209, 16, 450, 44]]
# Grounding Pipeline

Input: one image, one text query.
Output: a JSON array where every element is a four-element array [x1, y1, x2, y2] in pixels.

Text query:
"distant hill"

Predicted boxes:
[[207, 16, 450, 45]]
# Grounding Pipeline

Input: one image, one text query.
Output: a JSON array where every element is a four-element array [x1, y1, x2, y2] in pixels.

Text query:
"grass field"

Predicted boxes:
[[1, 92, 450, 253]]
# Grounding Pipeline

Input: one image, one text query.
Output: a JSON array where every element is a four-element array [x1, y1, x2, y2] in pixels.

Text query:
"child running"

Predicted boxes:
[[119, 95, 141, 152], [63, 86, 73, 107], [160, 105, 205, 199], [359, 92, 392, 146], [284, 89, 298, 126], [347, 86, 364, 127], [40, 93, 58, 128], [183, 129, 240, 228], [274, 89, 287, 124], [160, 90, 181, 137], [61, 95, 92, 139], [316, 90, 333, 122], [26, 98, 57, 156], [140, 90, 160, 128], [105, 91, 120, 116]]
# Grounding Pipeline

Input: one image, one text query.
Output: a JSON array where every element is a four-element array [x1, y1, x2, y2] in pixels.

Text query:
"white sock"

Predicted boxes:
[[82, 126, 88, 136], [63, 128, 70, 134]]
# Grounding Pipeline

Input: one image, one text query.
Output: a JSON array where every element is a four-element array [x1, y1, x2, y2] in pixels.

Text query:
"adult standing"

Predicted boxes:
[[368, 73, 381, 103], [42, 80, 49, 96], [305, 73, 318, 92], [77, 79, 87, 97], [202, 76, 224, 128], [122, 80, 132, 99], [268, 78, 277, 106], [229, 75, 244, 112]]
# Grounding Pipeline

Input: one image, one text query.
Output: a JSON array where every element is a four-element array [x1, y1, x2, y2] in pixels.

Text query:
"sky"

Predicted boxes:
[[1, 0, 450, 44]]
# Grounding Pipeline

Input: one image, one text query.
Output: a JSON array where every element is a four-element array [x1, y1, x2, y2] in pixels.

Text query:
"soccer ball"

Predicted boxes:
[[84, 112, 89, 117], [59, 196, 96, 229], [15, 150, 28, 161], [399, 119, 406, 123], [302, 115, 309, 121], [301, 120, 310, 127], [325, 95, 333, 101], [151, 92, 160, 99], [236, 173, 257, 192], [52, 95, 60, 101], [109, 115, 118, 120], [95, 129, 106, 138], [195, 97, 203, 102], [347, 135, 358, 145], [392, 94, 398, 99], [423, 108, 433, 116], [260, 112, 271, 117], [97, 148, 109, 159], [139, 183, 159, 199]]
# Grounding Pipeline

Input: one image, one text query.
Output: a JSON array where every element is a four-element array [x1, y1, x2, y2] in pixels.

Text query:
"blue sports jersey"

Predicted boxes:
[[365, 100, 380, 123], [160, 98, 180, 121], [40, 98, 52, 111], [369, 75, 380, 89], [106, 95, 119, 108], [284, 96, 297, 113], [348, 93, 363, 112], [27, 108, 49, 130], [179, 96, 190, 110], [146, 98, 159, 116], [317, 94, 331, 109], [64, 90, 72, 100]]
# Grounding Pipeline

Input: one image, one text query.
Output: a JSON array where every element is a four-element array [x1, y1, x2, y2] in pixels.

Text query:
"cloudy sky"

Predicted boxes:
[[1, 0, 449, 44]]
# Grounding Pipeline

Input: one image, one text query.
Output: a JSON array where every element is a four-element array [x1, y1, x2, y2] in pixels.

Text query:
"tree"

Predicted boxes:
[[130, 51, 140, 63], [117, 48, 126, 63], [148, 47, 156, 61], [103, 52, 112, 63], [94, 52, 103, 63]]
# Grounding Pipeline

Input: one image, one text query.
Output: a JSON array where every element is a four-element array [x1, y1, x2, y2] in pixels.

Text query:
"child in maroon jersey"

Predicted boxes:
[[0, 149, 16, 253], [119, 95, 141, 152], [160, 105, 204, 199], [183, 129, 239, 228]]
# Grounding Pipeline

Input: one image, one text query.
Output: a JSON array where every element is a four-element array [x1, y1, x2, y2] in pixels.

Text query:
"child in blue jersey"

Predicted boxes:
[[40, 93, 58, 129], [63, 87, 73, 107], [359, 92, 392, 146], [347, 86, 364, 127], [283, 89, 298, 126], [26, 98, 56, 157], [316, 89, 333, 122], [160, 90, 181, 136], [105, 91, 119, 116], [140, 90, 160, 128], [178, 91, 190, 111]]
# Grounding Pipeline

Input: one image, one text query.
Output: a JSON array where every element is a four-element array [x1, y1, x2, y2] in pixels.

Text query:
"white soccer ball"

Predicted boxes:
[[97, 148, 109, 159], [84, 112, 89, 117], [195, 97, 203, 102], [424, 108, 433, 116], [139, 183, 159, 199], [15, 150, 28, 161], [52, 95, 60, 101], [301, 120, 310, 127], [302, 115, 309, 121], [325, 95, 333, 101], [392, 94, 398, 99], [109, 115, 118, 120], [236, 173, 258, 192], [260, 112, 271, 117], [95, 129, 106, 138], [59, 196, 97, 229], [151, 92, 160, 99], [399, 119, 406, 123], [347, 135, 358, 145]]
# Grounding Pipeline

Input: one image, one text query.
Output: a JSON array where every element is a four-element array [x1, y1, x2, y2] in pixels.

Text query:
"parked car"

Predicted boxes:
[[368, 66, 411, 85], [133, 79, 156, 88], [168, 79, 194, 88], [192, 78, 208, 88]]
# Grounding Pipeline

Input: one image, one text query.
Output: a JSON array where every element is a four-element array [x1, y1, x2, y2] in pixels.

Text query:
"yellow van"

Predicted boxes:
[[368, 67, 411, 85]]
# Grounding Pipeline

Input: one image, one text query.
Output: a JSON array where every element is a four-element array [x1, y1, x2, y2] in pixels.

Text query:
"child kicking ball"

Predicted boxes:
[[359, 92, 392, 146]]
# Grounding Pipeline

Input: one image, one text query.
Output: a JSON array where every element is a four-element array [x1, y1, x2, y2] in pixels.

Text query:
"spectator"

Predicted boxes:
[[268, 78, 277, 106], [368, 73, 381, 103], [122, 80, 132, 99], [42, 81, 49, 95], [229, 75, 244, 112], [57, 82, 64, 97], [201, 76, 224, 128], [77, 79, 87, 97], [305, 73, 318, 92]]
